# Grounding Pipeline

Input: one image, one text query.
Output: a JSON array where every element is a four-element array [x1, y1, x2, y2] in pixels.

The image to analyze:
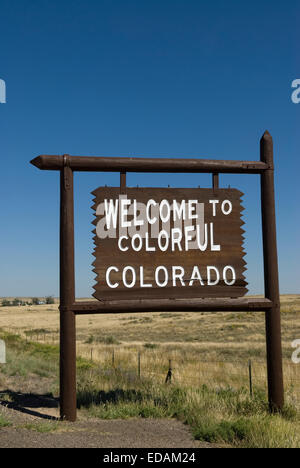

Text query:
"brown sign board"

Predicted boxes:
[[92, 187, 247, 300]]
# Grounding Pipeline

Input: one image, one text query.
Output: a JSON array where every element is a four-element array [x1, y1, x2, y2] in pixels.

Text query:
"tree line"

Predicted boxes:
[[1, 296, 55, 306]]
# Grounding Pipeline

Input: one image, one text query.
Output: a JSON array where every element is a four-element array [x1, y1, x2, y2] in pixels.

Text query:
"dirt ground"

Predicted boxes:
[[0, 395, 212, 448], [0, 370, 213, 448]]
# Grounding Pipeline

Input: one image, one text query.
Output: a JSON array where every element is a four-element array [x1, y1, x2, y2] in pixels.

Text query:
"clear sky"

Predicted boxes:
[[0, 0, 299, 298]]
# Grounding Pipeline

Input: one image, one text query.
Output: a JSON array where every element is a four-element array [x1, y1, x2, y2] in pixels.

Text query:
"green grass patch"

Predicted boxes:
[[143, 343, 158, 349], [0, 330, 93, 379], [0, 414, 11, 427], [192, 417, 254, 443], [85, 334, 120, 345], [22, 421, 60, 433]]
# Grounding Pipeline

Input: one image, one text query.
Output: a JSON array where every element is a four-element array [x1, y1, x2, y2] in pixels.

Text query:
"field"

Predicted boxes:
[[1, 295, 299, 392], [0, 294, 300, 447]]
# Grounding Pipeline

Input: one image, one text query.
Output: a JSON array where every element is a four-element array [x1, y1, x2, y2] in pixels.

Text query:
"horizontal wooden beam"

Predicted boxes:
[[31, 154, 269, 174], [72, 297, 272, 314]]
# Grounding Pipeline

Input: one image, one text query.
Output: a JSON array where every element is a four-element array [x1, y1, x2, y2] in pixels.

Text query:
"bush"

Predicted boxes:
[[45, 296, 55, 304], [0, 414, 11, 427], [12, 298, 21, 306], [1, 299, 10, 306], [144, 343, 158, 349], [194, 418, 255, 444]]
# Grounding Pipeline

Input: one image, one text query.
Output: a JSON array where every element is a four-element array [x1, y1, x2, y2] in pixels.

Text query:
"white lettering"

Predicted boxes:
[[172, 266, 185, 286], [209, 199, 219, 216], [189, 266, 204, 286], [122, 266, 136, 288], [104, 199, 119, 229], [155, 266, 168, 287], [210, 223, 221, 251], [221, 200, 232, 215], [106, 266, 119, 288], [223, 266, 236, 285], [207, 266, 220, 286], [118, 236, 129, 251], [120, 198, 131, 228]]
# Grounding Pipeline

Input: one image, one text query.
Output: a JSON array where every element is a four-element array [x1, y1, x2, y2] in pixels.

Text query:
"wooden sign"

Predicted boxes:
[[31, 133, 285, 421], [92, 187, 247, 300]]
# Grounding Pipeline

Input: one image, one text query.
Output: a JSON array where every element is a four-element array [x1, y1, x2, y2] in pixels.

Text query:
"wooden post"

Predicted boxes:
[[212, 173, 219, 190], [138, 351, 141, 378], [120, 171, 126, 194], [59, 156, 76, 421], [248, 359, 253, 398], [165, 359, 172, 383], [260, 131, 284, 412]]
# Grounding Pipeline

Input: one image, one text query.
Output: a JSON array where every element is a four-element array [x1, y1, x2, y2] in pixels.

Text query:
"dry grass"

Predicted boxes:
[[1, 294, 299, 407]]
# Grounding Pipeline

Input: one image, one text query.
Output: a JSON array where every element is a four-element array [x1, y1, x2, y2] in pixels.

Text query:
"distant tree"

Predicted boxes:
[[12, 298, 21, 306], [31, 297, 39, 305], [45, 296, 55, 305], [1, 299, 10, 306]]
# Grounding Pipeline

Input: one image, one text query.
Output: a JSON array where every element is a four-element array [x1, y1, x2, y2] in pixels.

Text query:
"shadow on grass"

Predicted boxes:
[[0, 389, 59, 420], [77, 388, 147, 409]]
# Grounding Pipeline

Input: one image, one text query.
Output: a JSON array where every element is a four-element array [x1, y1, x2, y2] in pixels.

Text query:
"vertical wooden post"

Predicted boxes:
[[138, 351, 141, 378], [165, 359, 172, 383], [120, 171, 126, 194], [260, 131, 284, 412], [212, 173, 219, 190], [248, 359, 253, 398], [59, 155, 76, 421]]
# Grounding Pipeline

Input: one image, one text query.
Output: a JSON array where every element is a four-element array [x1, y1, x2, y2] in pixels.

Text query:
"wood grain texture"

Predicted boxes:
[[92, 187, 248, 300], [72, 298, 271, 314], [31, 154, 268, 173]]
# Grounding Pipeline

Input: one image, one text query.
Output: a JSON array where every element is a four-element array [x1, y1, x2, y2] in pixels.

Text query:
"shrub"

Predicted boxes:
[[1, 299, 11, 306], [144, 343, 158, 349], [45, 296, 55, 304]]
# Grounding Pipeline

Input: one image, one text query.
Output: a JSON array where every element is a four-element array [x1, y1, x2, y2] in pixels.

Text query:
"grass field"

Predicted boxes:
[[0, 294, 300, 447], [0, 295, 299, 391]]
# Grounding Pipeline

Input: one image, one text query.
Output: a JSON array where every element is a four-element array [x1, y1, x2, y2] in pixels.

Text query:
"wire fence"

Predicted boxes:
[[77, 345, 300, 404]]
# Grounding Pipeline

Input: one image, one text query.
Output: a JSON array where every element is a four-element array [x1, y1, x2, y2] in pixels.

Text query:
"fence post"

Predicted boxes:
[[138, 351, 141, 378], [165, 359, 172, 383], [248, 360, 253, 398]]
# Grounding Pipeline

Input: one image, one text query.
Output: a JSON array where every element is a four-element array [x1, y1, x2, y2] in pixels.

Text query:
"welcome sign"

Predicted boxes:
[[31, 133, 285, 421], [92, 187, 247, 300]]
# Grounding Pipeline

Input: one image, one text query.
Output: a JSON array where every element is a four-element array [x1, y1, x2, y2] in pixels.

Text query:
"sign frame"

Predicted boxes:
[[30, 131, 284, 421]]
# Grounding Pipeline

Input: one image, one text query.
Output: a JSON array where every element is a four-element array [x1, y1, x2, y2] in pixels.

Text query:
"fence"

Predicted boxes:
[[2, 327, 300, 406], [76, 345, 300, 406]]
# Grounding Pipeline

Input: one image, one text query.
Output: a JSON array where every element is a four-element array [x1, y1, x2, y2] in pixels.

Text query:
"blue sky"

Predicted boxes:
[[0, 0, 299, 297]]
